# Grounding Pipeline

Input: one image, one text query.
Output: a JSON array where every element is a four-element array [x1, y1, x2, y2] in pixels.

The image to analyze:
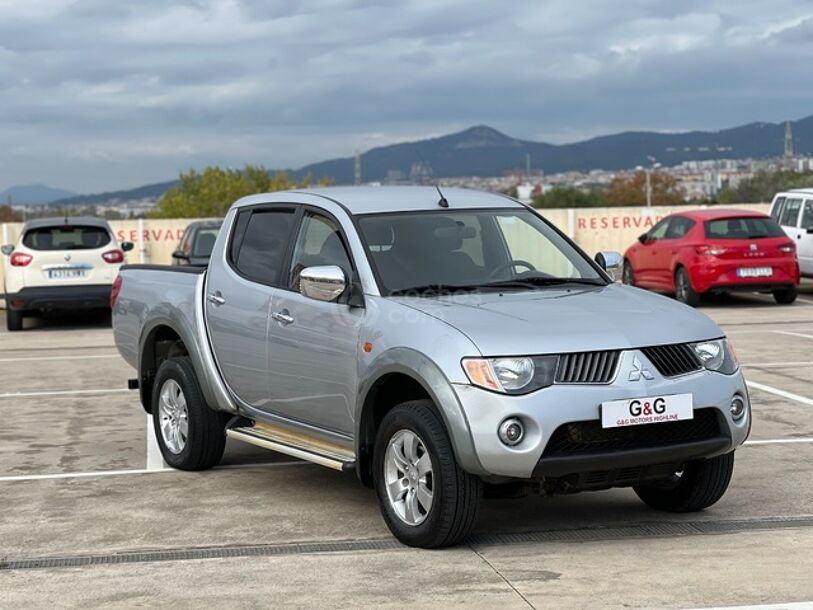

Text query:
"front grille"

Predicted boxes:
[[555, 350, 620, 384], [542, 408, 721, 457], [641, 343, 702, 378]]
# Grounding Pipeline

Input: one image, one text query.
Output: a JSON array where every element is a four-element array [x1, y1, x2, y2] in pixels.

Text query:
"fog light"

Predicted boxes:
[[730, 395, 746, 420], [498, 417, 525, 446]]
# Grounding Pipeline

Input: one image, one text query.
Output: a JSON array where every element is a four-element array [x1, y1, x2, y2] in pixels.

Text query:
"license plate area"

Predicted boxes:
[[46, 267, 89, 280], [736, 266, 772, 278], [601, 393, 693, 429]]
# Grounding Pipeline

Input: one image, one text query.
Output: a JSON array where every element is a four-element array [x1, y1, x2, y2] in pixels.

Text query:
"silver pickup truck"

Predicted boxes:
[[113, 186, 750, 548]]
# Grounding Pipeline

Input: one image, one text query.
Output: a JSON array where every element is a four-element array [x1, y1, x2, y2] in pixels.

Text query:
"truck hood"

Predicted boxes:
[[391, 284, 722, 356]]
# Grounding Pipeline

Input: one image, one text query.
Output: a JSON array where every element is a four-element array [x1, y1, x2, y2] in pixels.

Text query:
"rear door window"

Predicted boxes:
[[22, 225, 111, 250], [704, 217, 786, 239], [664, 216, 696, 239], [770, 196, 786, 222], [193, 228, 220, 257], [233, 209, 297, 285], [779, 198, 802, 227]]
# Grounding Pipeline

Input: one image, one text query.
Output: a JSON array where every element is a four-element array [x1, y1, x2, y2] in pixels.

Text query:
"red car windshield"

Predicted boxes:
[[703, 217, 785, 240]]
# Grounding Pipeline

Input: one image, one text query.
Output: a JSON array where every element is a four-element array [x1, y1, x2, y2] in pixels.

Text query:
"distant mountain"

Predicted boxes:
[[51, 115, 813, 206], [50, 180, 177, 208], [1, 184, 76, 205], [293, 117, 813, 183]]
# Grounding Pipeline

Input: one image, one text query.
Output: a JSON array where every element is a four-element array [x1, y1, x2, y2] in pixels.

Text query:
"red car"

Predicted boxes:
[[623, 209, 800, 306]]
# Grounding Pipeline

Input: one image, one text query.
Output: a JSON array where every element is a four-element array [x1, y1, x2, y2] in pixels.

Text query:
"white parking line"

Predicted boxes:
[[0, 354, 118, 363], [745, 438, 813, 445], [686, 602, 813, 610], [742, 361, 813, 368], [746, 381, 813, 407], [0, 460, 307, 483], [0, 388, 130, 399], [145, 413, 167, 471], [774, 330, 813, 340]]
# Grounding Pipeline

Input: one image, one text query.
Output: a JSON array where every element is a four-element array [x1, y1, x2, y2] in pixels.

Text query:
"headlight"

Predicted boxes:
[[462, 356, 558, 394], [691, 339, 738, 375]]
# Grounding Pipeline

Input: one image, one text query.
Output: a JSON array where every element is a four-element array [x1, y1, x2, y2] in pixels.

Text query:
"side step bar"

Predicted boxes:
[[226, 421, 356, 472]]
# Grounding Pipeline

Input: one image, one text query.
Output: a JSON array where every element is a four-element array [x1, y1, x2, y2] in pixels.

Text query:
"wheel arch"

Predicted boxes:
[[355, 348, 486, 487], [138, 322, 189, 413]]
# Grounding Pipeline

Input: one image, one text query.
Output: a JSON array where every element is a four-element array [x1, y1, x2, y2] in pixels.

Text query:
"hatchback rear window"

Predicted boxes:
[[704, 217, 785, 240], [22, 225, 111, 250]]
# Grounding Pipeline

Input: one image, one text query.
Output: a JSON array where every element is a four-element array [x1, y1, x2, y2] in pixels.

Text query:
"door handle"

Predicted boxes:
[[207, 292, 226, 306], [271, 309, 294, 325]]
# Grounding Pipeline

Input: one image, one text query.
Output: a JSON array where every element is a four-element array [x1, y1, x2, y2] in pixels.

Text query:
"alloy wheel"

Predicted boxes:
[[158, 379, 189, 454], [384, 429, 434, 526]]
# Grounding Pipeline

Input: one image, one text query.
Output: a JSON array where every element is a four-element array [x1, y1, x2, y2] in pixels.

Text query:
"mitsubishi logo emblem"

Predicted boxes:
[[628, 355, 654, 381]]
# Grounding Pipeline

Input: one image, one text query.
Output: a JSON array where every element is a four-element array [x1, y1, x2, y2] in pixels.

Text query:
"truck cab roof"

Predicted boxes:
[[231, 185, 523, 215]]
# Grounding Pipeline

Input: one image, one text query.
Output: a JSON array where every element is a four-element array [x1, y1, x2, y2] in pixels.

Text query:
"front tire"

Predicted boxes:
[[675, 267, 700, 307], [773, 287, 797, 305], [373, 400, 482, 548], [152, 357, 227, 471], [634, 452, 735, 512], [5, 308, 23, 332], [622, 260, 635, 286]]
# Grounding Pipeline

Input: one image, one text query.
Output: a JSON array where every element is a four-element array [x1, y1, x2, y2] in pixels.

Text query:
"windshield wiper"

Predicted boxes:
[[483, 277, 606, 288], [389, 277, 605, 295], [389, 283, 484, 296]]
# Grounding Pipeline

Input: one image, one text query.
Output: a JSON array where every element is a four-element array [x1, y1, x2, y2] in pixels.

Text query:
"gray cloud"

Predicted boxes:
[[0, 0, 812, 192]]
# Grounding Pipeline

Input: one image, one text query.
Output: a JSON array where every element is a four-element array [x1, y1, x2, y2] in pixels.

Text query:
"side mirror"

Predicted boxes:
[[171, 249, 189, 261], [300, 265, 346, 302], [637, 233, 649, 245], [594, 251, 624, 282], [121, 241, 134, 252], [1, 244, 13, 256]]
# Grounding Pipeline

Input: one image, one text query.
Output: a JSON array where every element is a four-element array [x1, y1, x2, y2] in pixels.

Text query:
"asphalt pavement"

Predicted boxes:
[[1, 284, 812, 609]]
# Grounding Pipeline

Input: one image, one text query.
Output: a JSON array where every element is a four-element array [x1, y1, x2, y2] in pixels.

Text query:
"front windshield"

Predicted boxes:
[[357, 208, 605, 295]]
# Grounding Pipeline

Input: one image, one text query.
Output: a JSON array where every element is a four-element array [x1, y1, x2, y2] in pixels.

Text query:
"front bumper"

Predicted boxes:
[[6, 284, 112, 312], [452, 349, 750, 479]]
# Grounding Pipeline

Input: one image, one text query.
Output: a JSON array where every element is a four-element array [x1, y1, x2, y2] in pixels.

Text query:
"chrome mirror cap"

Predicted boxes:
[[300, 265, 347, 302], [594, 251, 624, 282]]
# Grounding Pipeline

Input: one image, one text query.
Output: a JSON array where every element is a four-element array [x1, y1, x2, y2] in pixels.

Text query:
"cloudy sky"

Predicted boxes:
[[1, 0, 812, 193]]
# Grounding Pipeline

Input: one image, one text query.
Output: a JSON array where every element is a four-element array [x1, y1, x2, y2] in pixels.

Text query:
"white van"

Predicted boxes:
[[769, 190, 813, 277]]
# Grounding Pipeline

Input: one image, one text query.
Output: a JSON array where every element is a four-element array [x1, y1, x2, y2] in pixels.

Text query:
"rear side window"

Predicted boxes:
[[704, 217, 785, 239], [779, 198, 802, 227], [22, 225, 111, 251], [802, 201, 813, 230], [233, 209, 296, 284]]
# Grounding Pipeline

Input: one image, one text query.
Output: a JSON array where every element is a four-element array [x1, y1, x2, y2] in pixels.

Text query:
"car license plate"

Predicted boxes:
[[601, 393, 693, 429], [736, 267, 772, 278], [47, 269, 87, 280]]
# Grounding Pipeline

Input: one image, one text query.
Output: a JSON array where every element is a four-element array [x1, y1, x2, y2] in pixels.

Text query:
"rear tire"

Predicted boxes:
[[373, 400, 482, 548], [773, 287, 797, 305], [622, 260, 635, 286], [634, 452, 735, 512], [675, 267, 700, 307], [152, 357, 228, 471], [6, 308, 23, 332]]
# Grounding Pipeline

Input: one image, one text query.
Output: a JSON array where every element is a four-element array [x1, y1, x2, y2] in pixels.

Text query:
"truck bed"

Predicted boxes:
[[112, 264, 206, 371]]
